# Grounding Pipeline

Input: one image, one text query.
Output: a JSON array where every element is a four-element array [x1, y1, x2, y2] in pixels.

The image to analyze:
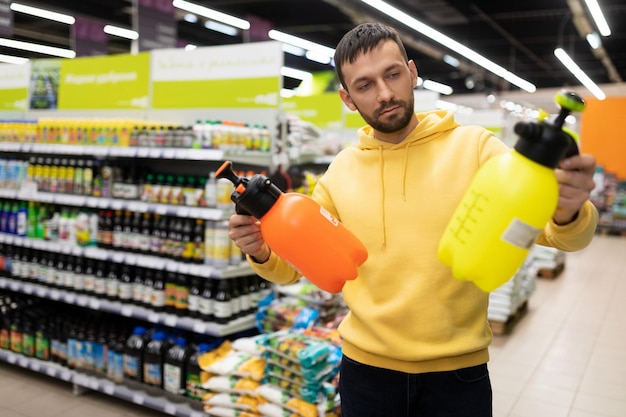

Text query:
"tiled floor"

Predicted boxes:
[[0, 234, 625, 417]]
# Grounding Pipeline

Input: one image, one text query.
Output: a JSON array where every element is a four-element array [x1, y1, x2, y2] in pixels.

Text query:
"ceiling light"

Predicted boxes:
[[585, 32, 602, 49], [173, 0, 250, 30], [280, 66, 312, 81], [554, 48, 606, 100], [584, 0, 611, 36], [305, 50, 332, 65], [104, 25, 139, 40], [442, 55, 460, 68], [423, 79, 453, 95], [359, 0, 536, 93], [268, 30, 335, 59], [183, 13, 198, 23], [10, 2, 75, 25], [204, 20, 238, 36], [184, 44, 197, 51], [281, 44, 305, 57], [0, 54, 29, 65], [0, 37, 75, 58]]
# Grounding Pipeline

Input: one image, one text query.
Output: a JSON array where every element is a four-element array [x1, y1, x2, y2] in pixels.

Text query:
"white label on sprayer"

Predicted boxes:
[[319, 206, 339, 226], [501, 218, 542, 249]]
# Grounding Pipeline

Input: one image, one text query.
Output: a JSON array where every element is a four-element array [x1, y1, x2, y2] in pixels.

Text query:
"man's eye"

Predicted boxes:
[[387, 72, 400, 79], [358, 83, 371, 91]]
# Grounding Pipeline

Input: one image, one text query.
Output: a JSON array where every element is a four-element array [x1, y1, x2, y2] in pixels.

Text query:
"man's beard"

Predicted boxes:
[[359, 98, 414, 134]]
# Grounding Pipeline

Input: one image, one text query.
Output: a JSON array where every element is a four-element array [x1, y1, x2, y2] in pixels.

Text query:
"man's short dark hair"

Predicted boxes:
[[334, 22, 408, 90]]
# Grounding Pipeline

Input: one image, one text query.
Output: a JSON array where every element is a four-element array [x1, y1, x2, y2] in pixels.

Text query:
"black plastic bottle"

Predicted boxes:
[[143, 330, 166, 388], [213, 280, 233, 325], [123, 326, 147, 382], [118, 264, 133, 302], [187, 277, 202, 319], [198, 279, 214, 322], [185, 343, 212, 401], [151, 270, 166, 312], [174, 273, 189, 317], [106, 263, 120, 301], [163, 336, 189, 397]]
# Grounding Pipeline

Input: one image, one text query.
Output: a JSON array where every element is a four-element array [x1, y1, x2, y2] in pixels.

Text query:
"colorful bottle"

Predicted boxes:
[[438, 91, 586, 292], [215, 161, 368, 293]]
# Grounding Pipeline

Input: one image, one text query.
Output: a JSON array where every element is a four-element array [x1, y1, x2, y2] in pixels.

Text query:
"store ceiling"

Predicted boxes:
[[3, 0, 626, 98]]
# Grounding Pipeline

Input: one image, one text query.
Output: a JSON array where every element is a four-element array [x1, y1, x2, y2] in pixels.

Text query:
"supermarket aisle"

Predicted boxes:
[[0, 234, 624, 417], [490, 234, 626, 417]]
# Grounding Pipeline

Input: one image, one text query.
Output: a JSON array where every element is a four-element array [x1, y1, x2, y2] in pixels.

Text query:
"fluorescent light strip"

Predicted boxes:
[[0, 54, 29, 64], [282, 44, 306, 57], [0, 37, 75, 58], [584, 0, 611, 36], [173, 0, 250, 30], [10, 2, 75, 25], [280, 66, 312, 81], [305, 50, 331, 64], [423, 79, 453, 95], [554, 48, 606, 100], [205, 20, 238, 36], [359, 0, 536, 93], [442, 54, 460, 68], [269, 30, 335, 58], [104, 25, 139, 40]]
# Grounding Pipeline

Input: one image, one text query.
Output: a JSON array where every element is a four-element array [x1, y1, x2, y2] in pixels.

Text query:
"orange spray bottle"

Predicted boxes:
[[215, 161, 368, 293]]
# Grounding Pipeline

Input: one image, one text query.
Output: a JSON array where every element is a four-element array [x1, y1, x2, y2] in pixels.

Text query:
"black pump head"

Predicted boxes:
[[215, 160, 282, 218], [513, 90, 586, 168]]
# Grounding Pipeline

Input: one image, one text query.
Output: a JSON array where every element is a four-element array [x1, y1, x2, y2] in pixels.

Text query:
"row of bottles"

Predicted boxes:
[[0, 118, 272, 153], [0, 295, 225, 401], [0, 200, 245, 266], [0, 155, 261, 211], [0, 243, 272, 323]]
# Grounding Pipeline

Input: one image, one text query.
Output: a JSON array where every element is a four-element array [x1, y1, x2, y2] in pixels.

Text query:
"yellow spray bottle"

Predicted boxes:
[[437, 90, 586, 292]]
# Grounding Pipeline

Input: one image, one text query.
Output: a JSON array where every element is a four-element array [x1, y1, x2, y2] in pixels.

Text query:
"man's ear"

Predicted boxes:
[[339, 87, 357, 111], [408, 60, 418, 88]]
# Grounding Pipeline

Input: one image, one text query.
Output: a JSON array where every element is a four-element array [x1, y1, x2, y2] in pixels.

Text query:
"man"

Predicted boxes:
[[228, 22, 598, 416]]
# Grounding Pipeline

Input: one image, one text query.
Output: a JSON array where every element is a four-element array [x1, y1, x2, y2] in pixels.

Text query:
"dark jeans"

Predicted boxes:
[[339, 355, 492, 417]]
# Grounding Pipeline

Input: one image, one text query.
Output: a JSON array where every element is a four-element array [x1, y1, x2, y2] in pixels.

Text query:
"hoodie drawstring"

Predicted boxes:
[[379, 145, 387, 250], [379, 143, 411, 250], [402, 142, 410, 201]]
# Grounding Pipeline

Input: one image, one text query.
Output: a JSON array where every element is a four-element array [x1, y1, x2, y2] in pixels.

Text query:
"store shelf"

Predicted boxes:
[[0, 233, 253, 280], [0, 349, 206, 417], [0, 189, 227, 221], [0, 277, 255, 336], [0, 142, 273, 167]]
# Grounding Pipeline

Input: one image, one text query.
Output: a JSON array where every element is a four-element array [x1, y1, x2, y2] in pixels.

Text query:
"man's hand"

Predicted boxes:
[[228, 214, 271, 263], [553, 154, 596, 225]]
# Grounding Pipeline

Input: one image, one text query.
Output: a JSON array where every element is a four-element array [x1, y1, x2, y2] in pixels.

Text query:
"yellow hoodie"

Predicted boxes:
[[248, 110, 598, 373]]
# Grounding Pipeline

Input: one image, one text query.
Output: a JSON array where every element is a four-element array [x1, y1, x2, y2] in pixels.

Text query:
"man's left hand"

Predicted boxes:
[[553, 154, 596, 225]]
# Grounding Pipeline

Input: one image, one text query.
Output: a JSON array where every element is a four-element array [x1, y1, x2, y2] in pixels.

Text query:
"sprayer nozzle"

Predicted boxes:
[[215, 160, 241, 185]]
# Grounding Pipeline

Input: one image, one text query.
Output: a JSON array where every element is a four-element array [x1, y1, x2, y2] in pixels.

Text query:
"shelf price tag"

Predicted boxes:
[[162, 148, 176, 159], [7, 353, 16, 364], [23, 284, 33, 294], [121, 306, 134, 317], [30, 362, 41, 372], [46, 367, 57, 377], [103, 383, 116, 396], [164, 315, 178, 327], [193, 322, 206, 334], [77, 296, 88, 307], [163, 404, 177, 415], [132, 394, 145, 405], [148, 312, 160, 323], [89, 379, 100, 390], [18, 357, 28, 368], [89, 298, 101, 310]]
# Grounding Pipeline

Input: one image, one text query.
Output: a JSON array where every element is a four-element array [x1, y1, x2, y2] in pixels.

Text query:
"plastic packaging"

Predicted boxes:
[[438, 91, 586, 292], [215, 161, 368, 293]]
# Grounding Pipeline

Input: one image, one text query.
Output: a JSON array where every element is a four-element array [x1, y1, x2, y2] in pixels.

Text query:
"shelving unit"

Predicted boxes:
[[0, 348, 206, 417]]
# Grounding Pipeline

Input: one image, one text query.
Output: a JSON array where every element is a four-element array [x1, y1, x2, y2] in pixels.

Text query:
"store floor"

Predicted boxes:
[[1, 234, 625, 417]]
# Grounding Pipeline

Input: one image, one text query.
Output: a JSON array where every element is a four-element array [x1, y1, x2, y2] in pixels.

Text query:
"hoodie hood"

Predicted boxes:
[[354, 109, 460, 250], [357, 109, 460, 150]]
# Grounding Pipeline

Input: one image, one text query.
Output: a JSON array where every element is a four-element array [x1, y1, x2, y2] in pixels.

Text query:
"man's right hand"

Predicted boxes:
[[228, 214, 271, 263]]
